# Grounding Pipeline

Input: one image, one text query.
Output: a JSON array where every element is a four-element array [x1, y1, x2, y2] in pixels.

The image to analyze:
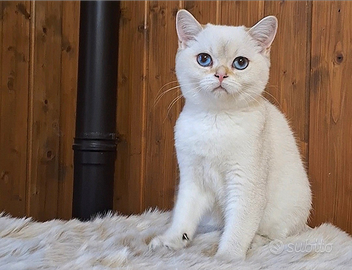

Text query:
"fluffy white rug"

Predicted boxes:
[[0, 210, 351, 270]]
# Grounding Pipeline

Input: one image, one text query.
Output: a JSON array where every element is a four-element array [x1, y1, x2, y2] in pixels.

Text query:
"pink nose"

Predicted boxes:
[[214, 73, 228, 83], [214, 66, 228, 83]]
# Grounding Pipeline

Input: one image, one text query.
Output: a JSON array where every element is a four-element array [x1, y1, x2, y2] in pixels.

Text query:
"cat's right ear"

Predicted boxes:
[[176, 9, 203, 49]]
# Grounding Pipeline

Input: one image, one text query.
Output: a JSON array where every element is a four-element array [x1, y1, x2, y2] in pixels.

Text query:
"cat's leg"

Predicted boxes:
[[149, 171, 214, 251], [249, 234, 271, 250], [199, 202, 224, 230], [215, 170, 266, 261]]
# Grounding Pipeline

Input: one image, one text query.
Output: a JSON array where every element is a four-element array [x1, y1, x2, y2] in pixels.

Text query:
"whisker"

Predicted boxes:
[[163, 94, 184, 123], [155, 80, 179, 98], [246, 92, 262, 107], [167, 94, 183, 113], [231, 89, 262, 117], [232, 90, 250, 110], [240, 91, 266, 118], [154, 85, 181, 106], [164, 83, 202, 115], [261, 90, 281, 109], [154, 82, 199, 106]]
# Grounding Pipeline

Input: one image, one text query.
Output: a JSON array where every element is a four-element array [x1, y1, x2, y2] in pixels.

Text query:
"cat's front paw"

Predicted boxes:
[[149, 233, 189, 251]]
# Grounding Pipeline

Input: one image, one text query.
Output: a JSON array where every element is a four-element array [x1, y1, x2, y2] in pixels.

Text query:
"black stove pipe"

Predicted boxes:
[[72, 1, 119, 221]]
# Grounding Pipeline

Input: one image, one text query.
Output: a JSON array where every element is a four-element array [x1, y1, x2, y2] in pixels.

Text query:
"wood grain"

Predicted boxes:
[[309, 1, 352, 233], [0, 1, 30, 217], [115, 1, 147, 214], [183, 1, 219, 25], [57, 1, 79, 220], [219, 1, 264, 26], [28, 1, 62, 221], [143, 1, 180, 210]]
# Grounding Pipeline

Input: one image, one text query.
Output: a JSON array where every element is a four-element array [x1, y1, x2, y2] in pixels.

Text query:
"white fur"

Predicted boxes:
[[1, 211, 351, 269], [149, 10, 312, 261]]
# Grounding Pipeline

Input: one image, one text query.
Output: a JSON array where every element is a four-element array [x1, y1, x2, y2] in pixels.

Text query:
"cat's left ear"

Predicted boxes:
[[248, 16, 278, 52], [176, 9, 203, 49]]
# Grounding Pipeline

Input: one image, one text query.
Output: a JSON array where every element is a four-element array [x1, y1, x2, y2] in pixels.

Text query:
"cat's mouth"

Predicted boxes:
[[212, 86, 228, 93]]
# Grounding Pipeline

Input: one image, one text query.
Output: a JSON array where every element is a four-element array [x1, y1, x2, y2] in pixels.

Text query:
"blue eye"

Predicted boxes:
[[197, 53, 212, 67], [232, 57, 249, 70]]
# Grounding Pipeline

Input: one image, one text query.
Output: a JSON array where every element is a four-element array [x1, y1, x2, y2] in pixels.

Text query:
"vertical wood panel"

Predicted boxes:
[[144, 1, 180, 210], [183, 1, 219, 25], [0, 1, 30, 217], [57, 1, 79, 219], [220, 1, 264, 26], [264, 1, 311, 161], [115, 1, 147, 214], [28, 1, 62, 221], [310, 1, 352, 233]]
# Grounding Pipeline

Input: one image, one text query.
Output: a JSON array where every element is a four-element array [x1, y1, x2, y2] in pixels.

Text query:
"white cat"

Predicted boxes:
[[149, 9, 312, 261]]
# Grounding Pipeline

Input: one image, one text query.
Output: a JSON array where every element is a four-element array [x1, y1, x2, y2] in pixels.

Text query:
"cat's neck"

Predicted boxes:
[[183, 94, 265, 114]]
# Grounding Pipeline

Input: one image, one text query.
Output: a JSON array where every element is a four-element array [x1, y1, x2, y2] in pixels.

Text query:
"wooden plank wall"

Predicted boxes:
[[309, 2, 352, 234], [0, 1, 30, 217], [0, 1, 351, 234], [0, 1, 79, 220]]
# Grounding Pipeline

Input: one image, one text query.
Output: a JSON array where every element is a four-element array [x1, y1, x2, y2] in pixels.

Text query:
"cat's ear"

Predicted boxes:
[[176, 9, 203, 49], [248, 16, 278, 52]]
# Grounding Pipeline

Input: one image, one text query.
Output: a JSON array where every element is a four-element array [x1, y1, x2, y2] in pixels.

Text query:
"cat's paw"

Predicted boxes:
[[149, 233, 188, 251]]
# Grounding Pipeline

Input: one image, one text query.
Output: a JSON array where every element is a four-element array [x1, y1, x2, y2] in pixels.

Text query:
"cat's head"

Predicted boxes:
[[175, 9, 277, 110]]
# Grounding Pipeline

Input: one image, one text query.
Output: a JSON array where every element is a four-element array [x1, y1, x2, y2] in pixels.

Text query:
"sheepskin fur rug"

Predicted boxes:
[[0, 210, 351, 270]]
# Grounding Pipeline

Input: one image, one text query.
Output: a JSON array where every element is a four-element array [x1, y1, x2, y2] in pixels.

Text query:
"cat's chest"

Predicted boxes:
[[175, 109, 262, 158]]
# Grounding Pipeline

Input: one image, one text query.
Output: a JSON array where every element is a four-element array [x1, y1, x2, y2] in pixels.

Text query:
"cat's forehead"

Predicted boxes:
[[194, 24, 254, 57]]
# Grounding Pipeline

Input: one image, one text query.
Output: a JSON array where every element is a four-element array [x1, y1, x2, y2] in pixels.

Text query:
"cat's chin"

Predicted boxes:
[[212, 86, 228, 93], [211, 86, 230, 99]]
